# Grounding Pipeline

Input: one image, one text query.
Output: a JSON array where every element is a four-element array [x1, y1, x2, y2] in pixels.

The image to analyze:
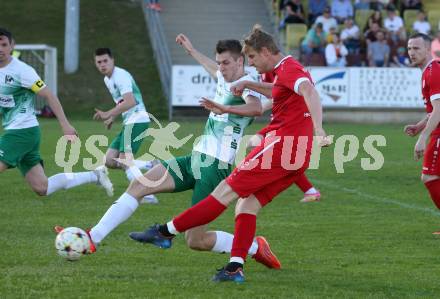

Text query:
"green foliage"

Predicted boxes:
[[1, 120, 440, 298], [2, 0, 167, 119]]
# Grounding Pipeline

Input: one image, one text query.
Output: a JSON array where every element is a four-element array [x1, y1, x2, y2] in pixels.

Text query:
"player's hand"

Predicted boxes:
[[94, 109, 111, 121], [62, 123, 78, 143], [104, 116, 114, 130], [404, 124, 420, 137], [176, 34, 194, 54], [230, 81, 247, 96], [199, 97, 228, 115], [414, 135, 428, 161], [315, 127, 332, 147]]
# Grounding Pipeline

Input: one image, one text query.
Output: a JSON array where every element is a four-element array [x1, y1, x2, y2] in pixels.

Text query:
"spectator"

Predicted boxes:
[[368, 31, 390, 67], [432, 31, 440, 61], [326, 26, 338, 44], [315, 7, 338, 33], [384, 6, 406, 43], [147, 0, 161, 12], [341, 18, 361, 53], [308, 0, 328, 24], [301, 22, 327, 55], [364, 10, 382, 32], [412, 11, 431, 35], [400, 0, 422, 16], [325, 33, 348, 66], [365, 22, 384, 44], [369, 0, 384, 11], [331, 0, 354, 24], [392, 46, 410, 67], [354, 0, 370, 10], [279, 0, 306, 29]]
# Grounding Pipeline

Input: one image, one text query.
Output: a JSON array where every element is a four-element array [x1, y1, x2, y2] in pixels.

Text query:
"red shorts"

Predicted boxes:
[[226, 133, 312, 206], [422, 134, 440, 175]]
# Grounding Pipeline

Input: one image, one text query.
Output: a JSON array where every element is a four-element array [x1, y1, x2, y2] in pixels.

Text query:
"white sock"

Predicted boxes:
[[212, 231, 258, 256], [167, 221, 178, 235], [125, 166, 143, 182], [305, 187, 318, 195], [46, 172, 98, 195], [89, 193, 139, 244], [230, 256, 245, 264], [134, 160, 153, 171]]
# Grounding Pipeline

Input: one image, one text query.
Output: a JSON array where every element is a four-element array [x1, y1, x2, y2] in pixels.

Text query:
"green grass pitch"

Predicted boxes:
[[1, 119, 440, 298]]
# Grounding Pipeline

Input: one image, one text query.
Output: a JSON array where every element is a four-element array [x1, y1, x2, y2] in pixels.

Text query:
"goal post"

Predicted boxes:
[[13, 44, 57, 114]]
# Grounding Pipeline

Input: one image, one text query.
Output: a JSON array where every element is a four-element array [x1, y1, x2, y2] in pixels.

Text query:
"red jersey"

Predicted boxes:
[[261, 71, 276, 83], [422, 60, 440, 135], [259, 56, 313, 136]]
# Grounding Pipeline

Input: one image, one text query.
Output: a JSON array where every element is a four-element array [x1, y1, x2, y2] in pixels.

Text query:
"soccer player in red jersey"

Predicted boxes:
[[405, 33, 440, 234], [260, 70, 322, 203], [129, 25, 328, 282]]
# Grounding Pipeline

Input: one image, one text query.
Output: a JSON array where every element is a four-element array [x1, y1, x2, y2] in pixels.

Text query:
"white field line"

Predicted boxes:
[[313, 179, 440, 218]]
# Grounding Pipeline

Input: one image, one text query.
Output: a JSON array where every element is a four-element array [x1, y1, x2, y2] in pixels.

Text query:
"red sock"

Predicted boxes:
[[231, 213, 257, 260], [173, 195, 226, 232], [424, 179, 440, 209], [295, 173, 313, 193]]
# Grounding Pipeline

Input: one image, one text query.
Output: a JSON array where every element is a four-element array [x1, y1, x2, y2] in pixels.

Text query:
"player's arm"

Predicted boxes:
[[108, 92, 136, 117], [94, 92, 136, 121], [298, 80, 329, 145], [37, 87, 77, 138], [200, 95, 263, 116], [404, 113, 430, 137], [230, 80, 273, 99], [414, 101, 440, 160], [176, 34, 217, 80]]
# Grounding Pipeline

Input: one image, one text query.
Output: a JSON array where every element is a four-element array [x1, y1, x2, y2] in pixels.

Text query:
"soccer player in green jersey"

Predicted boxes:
[[0, 28, 113, 197], [93, 48, 157, 204], [59, 34, 281, 268]]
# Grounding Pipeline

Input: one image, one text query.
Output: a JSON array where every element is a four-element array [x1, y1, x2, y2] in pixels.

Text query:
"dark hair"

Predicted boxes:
[[243, 24, 280, 55], [216, 39, 244, 60], [408, 33, 432, 43], [0, 28, 12, 43], [95, 48, 113, 57]]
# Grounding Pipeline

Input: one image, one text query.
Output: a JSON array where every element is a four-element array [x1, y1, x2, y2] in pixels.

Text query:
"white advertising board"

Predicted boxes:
[[172, 65, 424, 108]]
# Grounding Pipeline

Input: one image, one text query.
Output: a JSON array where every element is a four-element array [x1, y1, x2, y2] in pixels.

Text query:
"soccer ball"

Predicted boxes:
[[55, 227, 91, 261]]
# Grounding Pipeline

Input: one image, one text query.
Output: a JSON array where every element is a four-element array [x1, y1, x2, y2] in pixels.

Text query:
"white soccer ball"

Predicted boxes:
[[55, 227, 90, 261]]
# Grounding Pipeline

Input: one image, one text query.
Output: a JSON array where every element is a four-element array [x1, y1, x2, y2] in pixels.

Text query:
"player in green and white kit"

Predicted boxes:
[[0, 28, 113, 197], [74, 35, 280, 268], [93, 48, 157, 204]]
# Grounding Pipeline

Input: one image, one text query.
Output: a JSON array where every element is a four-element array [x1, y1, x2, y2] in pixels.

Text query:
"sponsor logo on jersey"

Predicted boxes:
[[0, 149, 3, 157], [5, 75, 14, 84], [0, 94, 15, 108]]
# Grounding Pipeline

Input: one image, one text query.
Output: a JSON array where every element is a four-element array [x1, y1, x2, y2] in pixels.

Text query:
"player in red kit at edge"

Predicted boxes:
[[129, 25, 329, 282], [405, 33, 440, 234]]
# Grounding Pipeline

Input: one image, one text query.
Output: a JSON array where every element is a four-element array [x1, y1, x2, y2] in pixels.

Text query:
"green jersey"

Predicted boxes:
[[0, 57, 45, 130], [104, 66, 150, 125], [193, 71, 260, 164]]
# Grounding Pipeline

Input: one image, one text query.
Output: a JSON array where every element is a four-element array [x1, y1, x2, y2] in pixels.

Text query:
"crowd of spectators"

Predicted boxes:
[[277, 0, 440, 67]]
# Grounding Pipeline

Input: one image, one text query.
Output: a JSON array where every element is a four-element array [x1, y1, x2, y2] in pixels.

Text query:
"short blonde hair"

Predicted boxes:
[[243, 24, 280, 55]]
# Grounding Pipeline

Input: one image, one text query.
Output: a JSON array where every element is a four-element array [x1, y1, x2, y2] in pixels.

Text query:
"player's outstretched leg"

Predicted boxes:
[[88, 163, 174, 247], [25, 164, 113, 197], [54, 163, 174, 251]]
